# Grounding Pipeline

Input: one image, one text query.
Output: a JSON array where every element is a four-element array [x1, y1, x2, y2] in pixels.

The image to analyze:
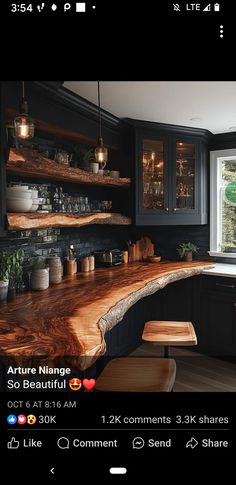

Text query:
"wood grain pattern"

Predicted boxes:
[[7, 148, 131, 187], [142, 321, 197, 346], [7, 212, 131, 230], [95, 357, 176, 392], [0, 261, 214, 370]]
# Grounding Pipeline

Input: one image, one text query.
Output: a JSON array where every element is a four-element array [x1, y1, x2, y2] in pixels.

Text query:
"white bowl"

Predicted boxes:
[[29, 204, 39, 212], [31, 190, 38, 198], [7, 198, 33, 212], [32, 198, 40, 204], [7, 188, 32, 199], [10, 185, 29, 190]]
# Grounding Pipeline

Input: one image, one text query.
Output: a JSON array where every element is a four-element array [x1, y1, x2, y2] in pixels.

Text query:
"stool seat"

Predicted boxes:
[[142, 321, 197, 346], [95, 357, 176, 392]]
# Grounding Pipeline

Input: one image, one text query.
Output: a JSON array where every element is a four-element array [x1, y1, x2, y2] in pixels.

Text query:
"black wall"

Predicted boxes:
[[2, 81, 236, 266]]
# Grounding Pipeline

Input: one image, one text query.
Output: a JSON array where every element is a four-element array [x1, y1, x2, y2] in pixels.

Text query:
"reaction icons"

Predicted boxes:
[[132, 437, 145, 449], [69, 378, 82, 391], [220, 25, 224, 38], [7, 438, 20, 449], [186, 437, 198, 449], [18, 415, 27, 425], [27, 415, 37, 425], [7, 415, 17, 425], [57, 437, 70, 449], [173, 3, 181, 11], [82, 378, 96, 391]]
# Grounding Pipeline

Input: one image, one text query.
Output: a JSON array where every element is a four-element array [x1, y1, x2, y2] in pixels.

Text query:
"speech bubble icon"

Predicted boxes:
[[57, 437, 70, 449], [132, 437, 145, 449], [64, 2, 71, 11]]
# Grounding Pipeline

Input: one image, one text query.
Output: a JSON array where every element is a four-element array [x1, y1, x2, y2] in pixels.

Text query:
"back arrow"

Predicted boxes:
[[50, 468, 55, 475]]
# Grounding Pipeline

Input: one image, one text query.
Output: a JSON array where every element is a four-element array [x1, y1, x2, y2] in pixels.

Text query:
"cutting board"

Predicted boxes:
[[135, 237, 155, 261]]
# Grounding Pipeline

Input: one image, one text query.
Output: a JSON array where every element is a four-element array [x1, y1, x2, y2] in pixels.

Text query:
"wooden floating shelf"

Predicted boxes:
[[7, 212, 132, 230], [7, 148, 131, 188]]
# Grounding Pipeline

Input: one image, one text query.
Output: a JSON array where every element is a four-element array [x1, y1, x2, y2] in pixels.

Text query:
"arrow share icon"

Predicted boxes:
[[186, 437, 198, 449]]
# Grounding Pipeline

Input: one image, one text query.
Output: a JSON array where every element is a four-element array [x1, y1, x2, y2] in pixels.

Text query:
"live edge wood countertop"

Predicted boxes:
[[0, 261, 214, 370]]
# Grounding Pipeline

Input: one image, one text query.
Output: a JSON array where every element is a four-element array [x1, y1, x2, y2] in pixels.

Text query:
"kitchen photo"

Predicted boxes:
[[0, 81, 236, 393]]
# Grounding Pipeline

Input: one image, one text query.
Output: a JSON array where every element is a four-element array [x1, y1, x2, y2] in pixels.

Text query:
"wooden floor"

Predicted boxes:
[[131, 344, 236, 392]]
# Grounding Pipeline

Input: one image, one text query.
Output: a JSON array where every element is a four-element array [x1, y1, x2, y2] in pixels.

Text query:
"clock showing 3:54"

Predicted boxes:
[[11, 4, 34, 12]]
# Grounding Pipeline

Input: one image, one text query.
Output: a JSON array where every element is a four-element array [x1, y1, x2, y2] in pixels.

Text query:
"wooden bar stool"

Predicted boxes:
[[95, 357, 176, 392], [142, 321, 197, 358]]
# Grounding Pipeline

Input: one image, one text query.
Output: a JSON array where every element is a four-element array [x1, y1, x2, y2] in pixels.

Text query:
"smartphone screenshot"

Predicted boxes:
[[1, 2, 236, 480]]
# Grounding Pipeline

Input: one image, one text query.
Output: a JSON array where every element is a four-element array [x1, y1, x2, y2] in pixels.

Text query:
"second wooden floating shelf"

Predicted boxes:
[[7, 148, 131, 188], [7, 212, 132, 230]]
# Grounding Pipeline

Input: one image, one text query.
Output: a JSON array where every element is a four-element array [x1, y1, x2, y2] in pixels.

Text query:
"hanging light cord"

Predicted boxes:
[[22, 81, 25, 99], [97, 81, 102, 139]]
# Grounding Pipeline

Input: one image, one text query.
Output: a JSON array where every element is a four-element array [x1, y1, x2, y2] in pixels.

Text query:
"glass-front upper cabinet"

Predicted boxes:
[[134, 123, 208, 225], [142, 139, 165, 211], [175, 141, 195, 211]]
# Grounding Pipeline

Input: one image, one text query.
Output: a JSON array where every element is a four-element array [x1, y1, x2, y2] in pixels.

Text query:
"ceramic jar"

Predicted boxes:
[[67, 259, 77, 275], [47, 256, 63, 284], [81, 257, 90, 272], [31, 268, 49, 290], [0, 280, 9, 302]]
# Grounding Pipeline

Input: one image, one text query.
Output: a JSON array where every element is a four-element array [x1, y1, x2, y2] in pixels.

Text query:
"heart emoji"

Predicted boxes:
[[18, 414, 27, 425], [83, 379, 96, 391]]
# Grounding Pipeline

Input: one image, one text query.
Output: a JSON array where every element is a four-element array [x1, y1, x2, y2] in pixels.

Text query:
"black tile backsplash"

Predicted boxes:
[[0, 223, 211, 267]]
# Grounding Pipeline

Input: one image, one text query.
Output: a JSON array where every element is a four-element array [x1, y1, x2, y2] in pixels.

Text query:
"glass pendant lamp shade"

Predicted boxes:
[[95, 137, 108, 164], [95, 82, 108, 167], [14, 82, 34, 139]]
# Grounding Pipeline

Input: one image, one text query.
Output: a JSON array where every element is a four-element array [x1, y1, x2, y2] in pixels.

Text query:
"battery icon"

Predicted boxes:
[[214, 3, 220, 11]]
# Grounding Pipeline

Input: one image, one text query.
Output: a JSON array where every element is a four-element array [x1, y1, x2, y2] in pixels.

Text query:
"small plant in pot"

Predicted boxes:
[[30, 257, 49, 291], [0, 249, 24, 302], [8, 248, 25, 300], [0, 251, 11, 302], [177, 242, 199, 262]]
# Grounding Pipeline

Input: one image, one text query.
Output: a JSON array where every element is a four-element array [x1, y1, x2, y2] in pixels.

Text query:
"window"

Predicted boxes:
[[210, 149, 236, 258]]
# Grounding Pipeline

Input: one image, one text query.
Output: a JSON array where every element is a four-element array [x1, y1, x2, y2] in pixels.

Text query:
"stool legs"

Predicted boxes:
[[164, 346, 169, 358]]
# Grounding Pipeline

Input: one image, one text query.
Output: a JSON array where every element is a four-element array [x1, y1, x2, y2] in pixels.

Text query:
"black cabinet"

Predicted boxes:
[[0, 82, 7, 236], [129, 120, 209, 225], [199, 275, 236, 357]]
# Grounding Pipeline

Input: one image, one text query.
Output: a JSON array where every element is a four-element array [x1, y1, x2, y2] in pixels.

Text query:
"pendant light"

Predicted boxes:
[[95, 81, 108, 167], [14, 81, 34, 139]]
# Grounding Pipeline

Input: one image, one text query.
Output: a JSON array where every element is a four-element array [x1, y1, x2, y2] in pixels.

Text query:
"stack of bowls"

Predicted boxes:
[[29, 189, 39, 212], [7, 186, 33, 212], [6, 186, 40, 213]]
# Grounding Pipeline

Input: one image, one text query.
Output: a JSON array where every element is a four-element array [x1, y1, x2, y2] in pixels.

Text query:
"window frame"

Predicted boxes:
[[209, 148, 236, 258]]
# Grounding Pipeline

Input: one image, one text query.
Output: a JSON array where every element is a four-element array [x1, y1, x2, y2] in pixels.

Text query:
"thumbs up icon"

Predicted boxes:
[[7, 437, 20, 449]]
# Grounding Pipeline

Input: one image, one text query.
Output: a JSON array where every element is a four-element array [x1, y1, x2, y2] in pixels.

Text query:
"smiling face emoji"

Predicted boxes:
[[69, 378, 82, 391], [27, 415, 36, 425]]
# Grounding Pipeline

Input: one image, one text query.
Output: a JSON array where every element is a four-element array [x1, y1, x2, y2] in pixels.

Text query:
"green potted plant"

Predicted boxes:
[[0, 249, 24, 302], [0, 251, 11, 302], [8, 248, 25, 299], [177, 242, 199, 262]]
